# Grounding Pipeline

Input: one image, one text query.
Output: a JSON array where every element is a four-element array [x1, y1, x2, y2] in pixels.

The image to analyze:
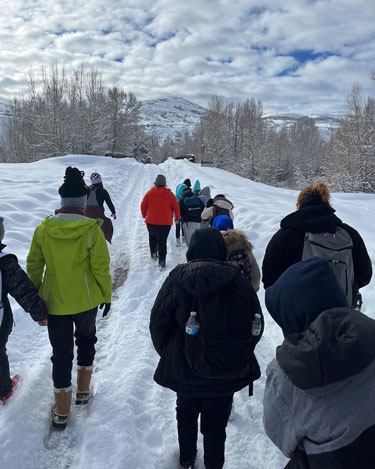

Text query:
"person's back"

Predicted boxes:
[[28, 214, 109, 315], [179, 188, 204, 224], [263, 258, 375, 469], [201, 194, 234, 225], [27, 166, 111, 428], [141, 174, 180, 268], [150, 227, 263, 469], [262, 182, 372, 307]]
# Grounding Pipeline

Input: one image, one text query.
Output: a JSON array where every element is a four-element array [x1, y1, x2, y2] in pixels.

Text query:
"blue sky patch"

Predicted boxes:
[[289, 49, 336, 63]]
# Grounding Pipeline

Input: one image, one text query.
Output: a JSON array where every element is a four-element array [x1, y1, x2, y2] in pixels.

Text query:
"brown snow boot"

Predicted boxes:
[[76, 365, 93, 405], [52, 386, 72, 429]]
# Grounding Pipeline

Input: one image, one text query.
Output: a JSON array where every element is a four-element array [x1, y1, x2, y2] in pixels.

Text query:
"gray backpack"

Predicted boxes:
[[302, 227, 354, 306]]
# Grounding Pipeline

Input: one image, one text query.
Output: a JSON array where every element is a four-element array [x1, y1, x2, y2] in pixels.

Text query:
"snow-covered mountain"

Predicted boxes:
[[139, 96, 207, 141], [140, 96, 340, 142], [263, 112, 340, 140]]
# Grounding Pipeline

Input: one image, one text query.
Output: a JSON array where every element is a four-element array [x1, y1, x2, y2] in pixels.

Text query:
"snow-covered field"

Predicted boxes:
[[0, 155, 374, 469]]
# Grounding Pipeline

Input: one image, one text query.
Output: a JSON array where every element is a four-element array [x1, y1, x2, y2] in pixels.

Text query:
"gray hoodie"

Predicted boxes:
[[263, 307, 375, 461]]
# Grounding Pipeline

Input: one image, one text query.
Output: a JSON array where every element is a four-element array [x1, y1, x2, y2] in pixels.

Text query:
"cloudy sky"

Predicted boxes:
[[1, 0, 374, 115]]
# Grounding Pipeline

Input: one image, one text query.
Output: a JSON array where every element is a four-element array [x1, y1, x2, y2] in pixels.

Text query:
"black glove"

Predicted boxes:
[[30, 311, 48, 322], [99, 303, 111, 317]]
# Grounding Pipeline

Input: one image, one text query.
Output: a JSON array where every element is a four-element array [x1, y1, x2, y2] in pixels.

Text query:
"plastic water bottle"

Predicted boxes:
[[186, 312, 200, 335], [252, 313, 262, 336]]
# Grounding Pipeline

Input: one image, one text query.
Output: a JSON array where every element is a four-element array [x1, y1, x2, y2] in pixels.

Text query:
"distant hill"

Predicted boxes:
[[263, 113, 340, 140], [140, 96, 340, 142], [139, 96, 206, 141]]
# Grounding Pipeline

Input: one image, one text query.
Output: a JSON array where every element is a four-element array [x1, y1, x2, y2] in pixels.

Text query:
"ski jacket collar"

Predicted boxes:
[[281, 201, 342, 233], [276, 307, 375, 391], [171, 260, 239, 297]]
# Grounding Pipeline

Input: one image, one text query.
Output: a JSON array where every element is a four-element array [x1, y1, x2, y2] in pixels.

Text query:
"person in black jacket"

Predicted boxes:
[[262, 182, 372, 306], [150, 227, 263, 469], [179, 187, 205, 247], [85, 172, 116, 243], [263, 257, 375, 469], [0, 216, 48, 403]]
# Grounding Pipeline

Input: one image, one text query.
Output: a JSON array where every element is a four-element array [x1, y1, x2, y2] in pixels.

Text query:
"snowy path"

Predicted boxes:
[[0, 155, 374, 469]]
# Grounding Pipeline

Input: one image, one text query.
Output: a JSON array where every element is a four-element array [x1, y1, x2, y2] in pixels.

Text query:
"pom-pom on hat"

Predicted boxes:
[[155, 174, 166, 187], [90, 172, 102, 184], [0, 217, 4, 242]]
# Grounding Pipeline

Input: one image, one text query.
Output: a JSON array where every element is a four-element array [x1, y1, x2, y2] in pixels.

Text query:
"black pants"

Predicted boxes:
[[176, 393, 234, 469], [146, 224, 171, 262], [47, 308, 98, 389], [0, 310, 13, 398]]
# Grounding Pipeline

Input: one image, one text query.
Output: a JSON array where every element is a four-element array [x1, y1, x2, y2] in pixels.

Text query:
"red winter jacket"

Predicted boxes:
[[141, 187, 180, 225]]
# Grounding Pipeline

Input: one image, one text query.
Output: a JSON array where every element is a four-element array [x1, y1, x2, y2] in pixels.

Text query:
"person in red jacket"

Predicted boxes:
[[141, 174, 180, 269]]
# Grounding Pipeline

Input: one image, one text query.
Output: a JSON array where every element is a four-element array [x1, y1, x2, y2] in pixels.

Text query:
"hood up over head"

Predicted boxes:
[[186, 227, 227, 262], [277, 307, 375, 390], [199, 186, 211, 206], [265, 257, 349, 335]]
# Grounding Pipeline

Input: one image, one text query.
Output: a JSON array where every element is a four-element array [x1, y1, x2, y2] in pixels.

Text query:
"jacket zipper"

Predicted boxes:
[[85, 274, 94, 308]]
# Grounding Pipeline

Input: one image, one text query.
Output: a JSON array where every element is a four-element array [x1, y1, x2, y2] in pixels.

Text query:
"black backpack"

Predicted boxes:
[[209, 205, 230, 226], [184, 274, 262, 380]]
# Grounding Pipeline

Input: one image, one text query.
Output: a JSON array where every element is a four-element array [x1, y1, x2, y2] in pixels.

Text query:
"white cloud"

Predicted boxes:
[[0, 0, 373, 114]]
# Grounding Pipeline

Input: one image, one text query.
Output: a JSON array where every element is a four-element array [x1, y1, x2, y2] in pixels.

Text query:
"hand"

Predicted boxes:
[[99, 303, 111, 317], [111, 213, 117, 220], [38, 319, 48, 326]]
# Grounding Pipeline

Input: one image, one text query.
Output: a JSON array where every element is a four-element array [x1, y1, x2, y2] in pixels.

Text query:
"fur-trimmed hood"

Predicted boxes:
[[222, 229, 253, 256]]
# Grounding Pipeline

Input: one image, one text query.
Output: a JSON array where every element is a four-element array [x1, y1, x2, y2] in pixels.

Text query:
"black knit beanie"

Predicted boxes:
[[58, 167, 88, 198]]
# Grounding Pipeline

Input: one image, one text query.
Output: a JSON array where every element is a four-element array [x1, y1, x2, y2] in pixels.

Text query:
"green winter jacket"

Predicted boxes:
[[27, 214, 111, 316]]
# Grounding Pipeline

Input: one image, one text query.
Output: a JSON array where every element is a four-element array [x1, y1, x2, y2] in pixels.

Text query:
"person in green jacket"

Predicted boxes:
[[27, 166, 112, 428]]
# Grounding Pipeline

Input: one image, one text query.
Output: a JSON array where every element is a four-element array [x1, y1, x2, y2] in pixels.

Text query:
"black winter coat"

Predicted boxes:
[[150, 260, 263, 397], [262, 201, 372, 294], [0, 245, 48, 340]]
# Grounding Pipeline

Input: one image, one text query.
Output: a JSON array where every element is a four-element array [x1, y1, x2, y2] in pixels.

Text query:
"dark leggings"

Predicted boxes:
[[47, 308, 98, 389], [146, 224, 171, 262], [0, 311, 13, 397], [176, 393, 233, 469]]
